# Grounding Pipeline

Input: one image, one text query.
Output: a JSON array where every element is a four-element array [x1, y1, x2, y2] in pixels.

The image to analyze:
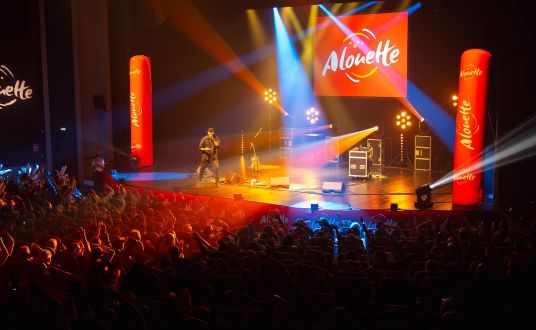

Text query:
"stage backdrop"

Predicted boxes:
[[452, 49, 492, 206], [314, 12, 408, 97]]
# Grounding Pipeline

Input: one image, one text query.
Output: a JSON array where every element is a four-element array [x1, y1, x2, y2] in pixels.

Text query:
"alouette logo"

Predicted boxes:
[[453, 169, 476, 185], [457, 99, 480, 151], [321, 28, 400, 84], [130, 92, 142, 128], [460, 64, 483, 81], [0, 65, 33, 110]]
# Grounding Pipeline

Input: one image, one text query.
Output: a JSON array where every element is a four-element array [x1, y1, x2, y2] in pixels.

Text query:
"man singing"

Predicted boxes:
[[198, 127, 220, 186]]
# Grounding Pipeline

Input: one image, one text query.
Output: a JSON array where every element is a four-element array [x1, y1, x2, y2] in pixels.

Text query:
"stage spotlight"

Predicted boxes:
[[306, 107, 319, 125], [395, 110, 412, 130], [264, 88, 277, 104], [415, 184, 434, 210], [264, 88, 278, 154]]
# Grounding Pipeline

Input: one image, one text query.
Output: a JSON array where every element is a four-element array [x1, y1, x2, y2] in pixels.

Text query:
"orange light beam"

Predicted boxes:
[[162, 0, 287, 114], [290, 127, 378, 167]]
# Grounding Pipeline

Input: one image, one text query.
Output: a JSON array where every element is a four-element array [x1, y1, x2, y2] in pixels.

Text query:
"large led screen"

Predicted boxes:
[[314, 12, 408, 97]]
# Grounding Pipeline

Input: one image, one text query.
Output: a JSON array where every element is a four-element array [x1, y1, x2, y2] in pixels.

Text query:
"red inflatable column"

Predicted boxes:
[[129, 55, 153, 167], [452, 49, 492, 206]]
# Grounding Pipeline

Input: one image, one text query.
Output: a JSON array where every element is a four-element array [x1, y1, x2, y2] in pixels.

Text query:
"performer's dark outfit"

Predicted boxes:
[[198, 130, 220, 185]]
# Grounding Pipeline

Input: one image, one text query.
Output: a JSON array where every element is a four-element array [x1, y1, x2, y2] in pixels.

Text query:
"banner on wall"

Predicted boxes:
[[314, 12, 408, 97], [129, 55, 153, 167], [452, 49, 492, 206], [0, 64, 33, 110]]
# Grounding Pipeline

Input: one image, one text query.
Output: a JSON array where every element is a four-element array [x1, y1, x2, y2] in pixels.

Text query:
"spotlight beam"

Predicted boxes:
[[152, 2, 380, 117], [430, 116, 536, 189], [318, 4, 421, 119], [161, 0, 288, 114], [274, 8, 320, 123], [317, 3, 457, 151]]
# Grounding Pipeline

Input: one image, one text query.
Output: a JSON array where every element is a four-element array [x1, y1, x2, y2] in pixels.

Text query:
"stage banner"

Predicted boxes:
[[452, 49, 492, 205], [129, 55, 153, 167], [0, 1, 45, 165], [314, 12, 407, 97]]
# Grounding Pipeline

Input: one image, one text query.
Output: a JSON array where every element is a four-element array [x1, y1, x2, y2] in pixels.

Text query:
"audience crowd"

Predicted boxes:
[[0, 165, 535, 329]]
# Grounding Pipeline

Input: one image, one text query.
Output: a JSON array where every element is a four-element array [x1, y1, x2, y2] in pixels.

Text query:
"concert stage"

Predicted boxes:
[[113, 157, 453, 211]]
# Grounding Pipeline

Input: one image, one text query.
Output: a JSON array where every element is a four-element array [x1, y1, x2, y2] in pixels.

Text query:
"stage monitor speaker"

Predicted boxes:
[[322, 181, 344, 193], [270, 176, 289, 189], [414, 135, 432, 171], [227, 172, 246, 184]]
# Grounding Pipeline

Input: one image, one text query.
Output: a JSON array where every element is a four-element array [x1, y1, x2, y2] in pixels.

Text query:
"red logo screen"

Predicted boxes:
[[314, 12, 408, 97]]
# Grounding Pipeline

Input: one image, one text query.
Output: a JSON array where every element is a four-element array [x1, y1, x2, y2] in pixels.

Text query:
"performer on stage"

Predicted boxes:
[[198, 127, 220, 185]]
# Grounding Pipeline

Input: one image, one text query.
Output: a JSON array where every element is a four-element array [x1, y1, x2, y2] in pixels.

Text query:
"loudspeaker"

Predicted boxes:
[[270, 176, 289, 189], [390, 203, 399, 211], [414, 135, 432, 171], [322, 181, 344, 193], [233, 193, 243, 201], [226, 172, 245, 184]]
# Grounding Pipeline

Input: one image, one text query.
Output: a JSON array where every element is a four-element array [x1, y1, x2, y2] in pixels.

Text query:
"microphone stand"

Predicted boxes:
[[252, 128, 262, 183]]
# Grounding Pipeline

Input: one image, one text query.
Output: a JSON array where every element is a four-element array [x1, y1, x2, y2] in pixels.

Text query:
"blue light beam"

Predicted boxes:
[[274, 8, 320, 127]]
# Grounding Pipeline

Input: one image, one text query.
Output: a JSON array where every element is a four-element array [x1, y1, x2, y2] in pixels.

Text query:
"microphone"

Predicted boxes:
[[254, 127, 262, 138]]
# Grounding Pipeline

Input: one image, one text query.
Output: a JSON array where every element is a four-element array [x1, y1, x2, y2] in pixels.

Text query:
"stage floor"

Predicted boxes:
[[114, 157, 454, 211]]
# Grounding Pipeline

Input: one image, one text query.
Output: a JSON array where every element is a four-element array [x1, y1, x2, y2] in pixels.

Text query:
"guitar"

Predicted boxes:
[[250, 143, 261, 171], [201, 135, 218, 155]]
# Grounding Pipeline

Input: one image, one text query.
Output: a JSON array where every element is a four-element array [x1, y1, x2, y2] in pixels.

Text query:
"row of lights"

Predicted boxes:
[[241, 129, 244, 155], [264, 89, 434, 131]]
